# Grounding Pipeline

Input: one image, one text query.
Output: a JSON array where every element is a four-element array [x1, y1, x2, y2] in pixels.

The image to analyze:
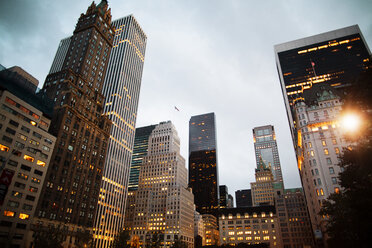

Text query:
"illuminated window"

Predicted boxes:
[[322, 140, 326, 146], [335, 147, 340, 154], [320, 188, 324, 195], [36, 160, 46, 167], [4, 210, 15, 217], [19, 213, 29, 220], [334, 187, 340, 194], [316, 189, 320, 196], [310, 151, 314, 157], [324, 149, 329, 155], [23, 155, 34, 162], [0, 144, 9, 152], [29, 186, 38, 193], [308, 142, 312, 148]]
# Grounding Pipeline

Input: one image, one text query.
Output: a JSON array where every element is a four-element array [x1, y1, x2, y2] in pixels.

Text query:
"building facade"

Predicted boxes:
[[276, 188, 314, 248], [202, 214, 219, 246], [0, 68, 56, 248], [132, 122, 194, 248], [275, 25, 371, 241], [188, 113, 219, 216], [194, 211, 205, 247], [219, 185, 228, 209], [128, 125, 157, 192], [235, 189, 252, 208], [251, 159, 275, 207], [35, 0, 114, 244], [93, 14, 147, 247], [227, 194, 234, 208], [253, 125, 283, 183], [219, 206, 281, 247]]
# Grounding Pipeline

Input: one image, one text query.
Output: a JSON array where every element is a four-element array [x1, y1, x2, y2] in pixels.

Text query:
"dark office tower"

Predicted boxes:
[[189, 113, 219, 216], [128, 125, 156, 191], [235, 189, 252, 208], [36, 0, 114, 242], [219, 185, 228, 208], [275, 25, 371, 243], [253, 125, 283, 183], [93, 15, 147, 247], [275, 25, 371, 142]]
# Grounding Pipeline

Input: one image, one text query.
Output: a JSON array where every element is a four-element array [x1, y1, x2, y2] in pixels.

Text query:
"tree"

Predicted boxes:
[[110, 230, 131, 248], [75, 229, 93, 248], [320, 59, 372, 248], [33, 225, 64, 248]]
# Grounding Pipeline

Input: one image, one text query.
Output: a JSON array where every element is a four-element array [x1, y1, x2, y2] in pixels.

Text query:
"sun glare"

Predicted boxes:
[[340, 113, 361, 132]]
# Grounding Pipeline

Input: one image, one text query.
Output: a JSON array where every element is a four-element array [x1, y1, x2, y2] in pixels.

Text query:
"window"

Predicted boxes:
[[317, 178, 322, 185], [8, 160, 18, 167], [332, 139, 337, 145], [36, 160, 46, 167], [0, 144, 9, 152], [44, 138, 53, 144], [14, 182, 26, 189], [9, 119, 19, 127], [18, 134, 27, 141], [17, 173, 28, 181], [326, 158, 332, 165], [34, 170, 43, 176], [23, 204, 33, 211], [315, 169, 319, 175], [7, 201, 19, 208], [29, 139, 39, 146], [5, 127, 16, 135], [29, 186, 38, 193], [2, 135, 13, 143], [310, 151, 314, 157], [23, 155, 34, 162], [21, 126, 30, 133], [320, 188, 324, 195], [42, 145, 50, 152], [332, 177, 338, 184], [335, 147, 340, 154], [4, 211, 16, 217], [324, 149, 329, 155], [25, 195, 35, 201], [16, 223, 27, 229], [11, 191, 22, 198], [19, 213, 29, 220], [322, 140, 326, 146], [334, 187, 340, 193], [21, 164, 31, 171]]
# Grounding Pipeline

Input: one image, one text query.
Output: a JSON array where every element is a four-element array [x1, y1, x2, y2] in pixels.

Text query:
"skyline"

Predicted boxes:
[[1, 0, 372, 195]]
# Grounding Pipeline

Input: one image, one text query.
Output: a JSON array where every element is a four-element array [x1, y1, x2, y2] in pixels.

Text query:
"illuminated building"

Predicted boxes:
[[275, 188, 314, 248], [128, 125, 156, 191], [0, 67, 56, 248], [275, 25, 370, 143], [218, 206, 281, 247], [194, 211, 205, 247], [188, 113, 219, 216], [253, 125, 283, 184], [132, 121, 194, 248], [293, 85, 349, 240], [235, 189, 252, 208], [35, 0, 114, 245], [251, 158, 275, 207], [227, 194, 234, 208], [219, 185, 228, 208], [93, 14, 147, 248], [275, 25, 371, 242], [202, 214, 219, 246]]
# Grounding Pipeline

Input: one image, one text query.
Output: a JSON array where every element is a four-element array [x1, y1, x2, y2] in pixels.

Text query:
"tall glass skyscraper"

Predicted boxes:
[[93, 15, 147, 248], [188, 112, 219, 216], [253, 125, 283, 183], [128, 124, 156, 191], [275, 25, 371, 243]]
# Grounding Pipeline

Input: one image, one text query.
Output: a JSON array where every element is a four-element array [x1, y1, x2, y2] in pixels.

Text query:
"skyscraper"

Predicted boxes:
[[253, 125, 283, 183], [235, 189, 252, 208], [128, 125, 156, 192], [275, 25, 371, 143], [93, 15, 147, 247], [0, 67, 56, 248], [250, 158, 275, 206], [275, 25, 371, 241], [219, 185, 228, 208], [188, 113, 219, 216], [132, 121, 194, 247], [36, 0, 114, 244]]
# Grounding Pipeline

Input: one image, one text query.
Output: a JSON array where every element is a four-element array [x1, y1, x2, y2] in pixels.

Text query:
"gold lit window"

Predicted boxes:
[[324, 149, 329, 155], [36, 160, 46, 167], [4, 210, 15, 217], [24, 155, 34, 162], [19, 213, 30, 220], [0, 144, 10, 152]]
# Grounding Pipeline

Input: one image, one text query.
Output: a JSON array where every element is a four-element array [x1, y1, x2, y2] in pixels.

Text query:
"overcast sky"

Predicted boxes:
[[1, 0, 371, 198]]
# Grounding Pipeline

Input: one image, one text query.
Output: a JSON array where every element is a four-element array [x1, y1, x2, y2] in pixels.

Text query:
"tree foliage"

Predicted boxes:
[[320, 59, 372, 248], [110, 230, 131, 248], [33, 226, 64, 248]]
